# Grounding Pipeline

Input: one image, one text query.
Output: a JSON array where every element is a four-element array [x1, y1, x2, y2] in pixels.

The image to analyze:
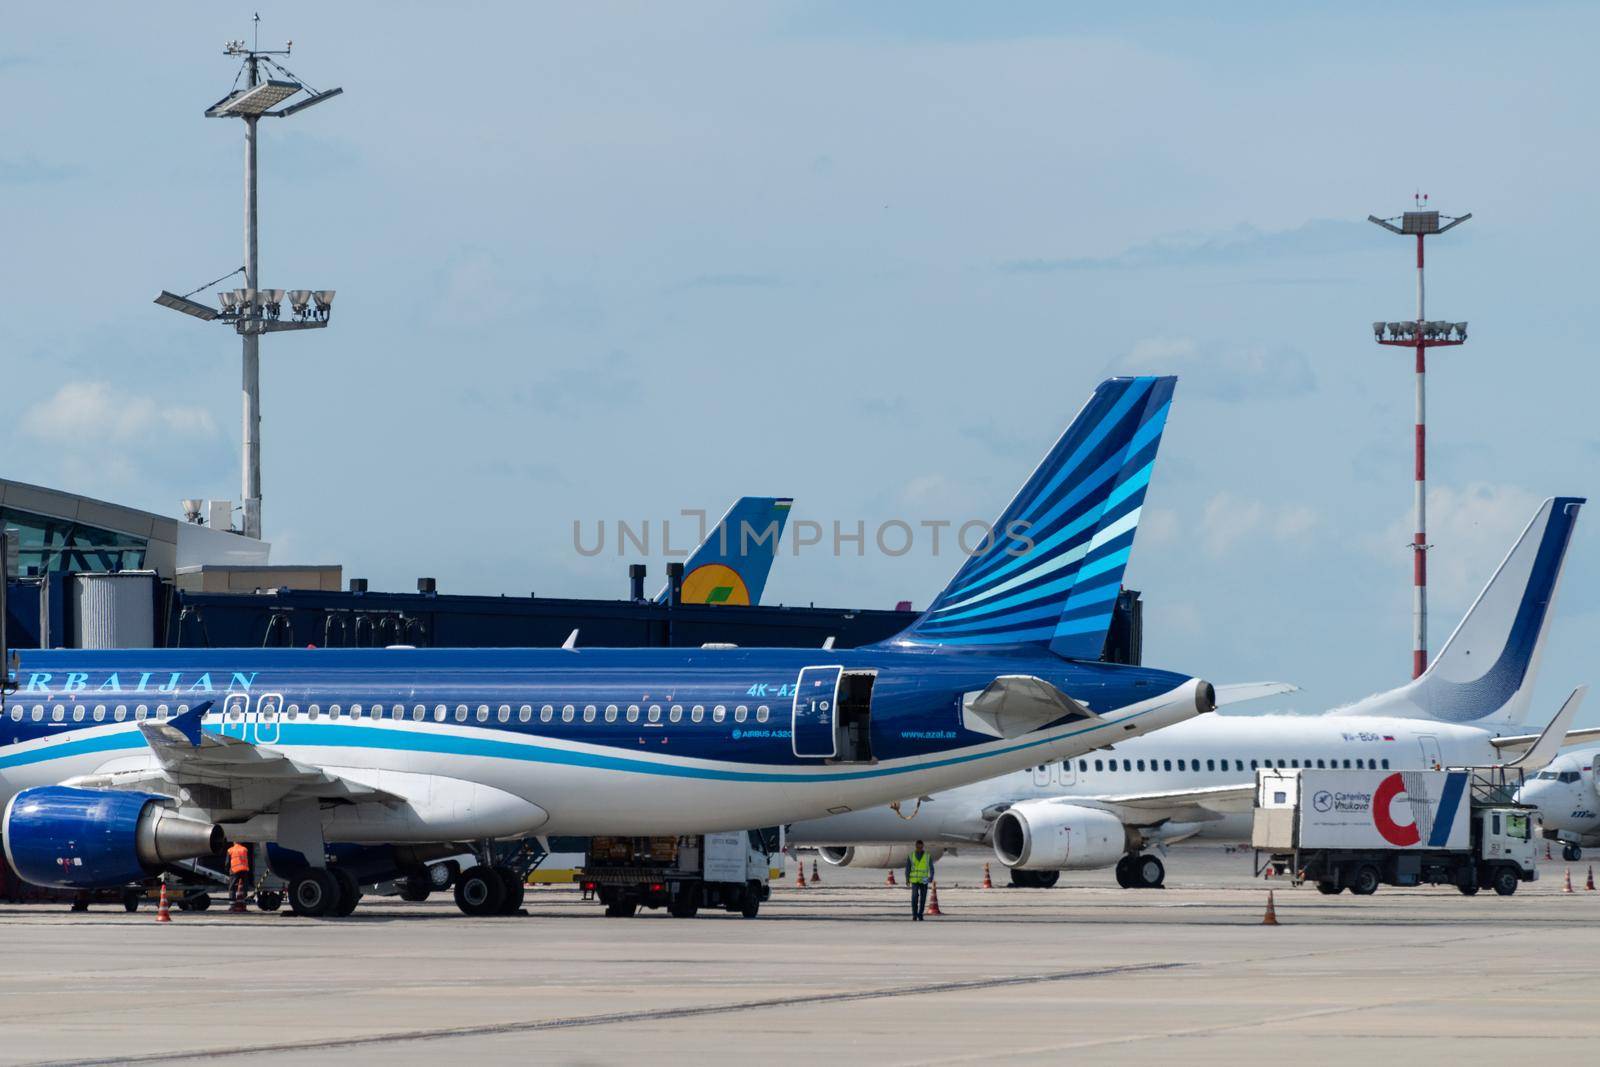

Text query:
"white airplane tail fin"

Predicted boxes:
[[1347, 496, 1582, 727]]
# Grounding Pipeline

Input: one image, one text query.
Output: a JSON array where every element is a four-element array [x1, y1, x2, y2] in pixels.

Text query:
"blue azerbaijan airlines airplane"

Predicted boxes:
[[0, 376, 1213, 917]]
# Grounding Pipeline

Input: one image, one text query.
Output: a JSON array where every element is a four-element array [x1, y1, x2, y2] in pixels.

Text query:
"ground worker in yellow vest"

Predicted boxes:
[[227, 842, 252, 907], [905, 840, 934, 921]]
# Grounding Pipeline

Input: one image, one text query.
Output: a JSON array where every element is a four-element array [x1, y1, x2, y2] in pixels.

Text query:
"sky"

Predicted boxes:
[[3, 2, 1598, 724]]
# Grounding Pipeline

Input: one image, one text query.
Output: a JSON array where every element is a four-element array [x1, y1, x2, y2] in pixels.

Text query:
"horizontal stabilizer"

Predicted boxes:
[[1490, 724, 1600, 753], [1213, 682, 1298, 708], [961, 675, 1096, 740]]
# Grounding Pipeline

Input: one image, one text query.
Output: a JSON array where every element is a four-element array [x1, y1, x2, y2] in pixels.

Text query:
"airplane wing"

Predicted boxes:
[[1213, 682, 1298, 707], [1490, 687, 1589, 768], [1074, 782, 1257, 826], [67, 703, 400, 814], [1488, 695, 1600, 756]]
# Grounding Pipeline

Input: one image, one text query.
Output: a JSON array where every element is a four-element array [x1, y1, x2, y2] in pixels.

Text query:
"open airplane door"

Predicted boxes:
[[792, 666, 842, 758]]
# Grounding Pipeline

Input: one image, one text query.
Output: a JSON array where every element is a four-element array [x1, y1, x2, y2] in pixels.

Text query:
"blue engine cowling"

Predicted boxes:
[[2, 786, 225, 890]]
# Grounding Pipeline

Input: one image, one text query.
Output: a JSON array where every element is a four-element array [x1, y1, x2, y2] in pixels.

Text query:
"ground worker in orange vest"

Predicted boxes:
[[227, 842, 252, 907], [905, 840, 934, 921]]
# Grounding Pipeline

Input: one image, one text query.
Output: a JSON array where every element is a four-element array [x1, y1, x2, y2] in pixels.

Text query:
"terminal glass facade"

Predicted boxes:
[[0, 506, 147, 575]]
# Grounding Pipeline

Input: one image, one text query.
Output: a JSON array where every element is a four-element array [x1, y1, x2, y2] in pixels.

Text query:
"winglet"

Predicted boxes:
[[1504, 686, 1587, 771], [169, 700, 214, 748], [561, 629, 579, 651]]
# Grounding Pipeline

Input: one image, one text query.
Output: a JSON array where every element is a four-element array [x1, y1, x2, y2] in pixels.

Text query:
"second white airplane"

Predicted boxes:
[[792, 496, 1592, 888]]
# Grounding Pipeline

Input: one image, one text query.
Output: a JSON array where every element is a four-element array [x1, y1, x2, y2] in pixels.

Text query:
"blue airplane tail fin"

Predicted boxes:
[[894, 376, 1175, 657], [658, 496, 793, 606], [1398, 496, 1584, 726]]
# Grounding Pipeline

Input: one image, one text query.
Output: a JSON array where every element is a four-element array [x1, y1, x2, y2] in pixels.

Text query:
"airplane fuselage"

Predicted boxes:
[[790, 711, 1511, 847], [0, 645, 1205, 837]]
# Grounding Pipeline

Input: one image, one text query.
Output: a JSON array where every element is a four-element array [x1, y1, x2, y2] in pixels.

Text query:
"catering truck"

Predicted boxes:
[[581, 831, 776, 918], [1252, 768, 1538, 896]]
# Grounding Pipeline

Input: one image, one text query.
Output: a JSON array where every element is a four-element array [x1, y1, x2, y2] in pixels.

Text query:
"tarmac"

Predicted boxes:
[[3, 848, 1600, 1066]]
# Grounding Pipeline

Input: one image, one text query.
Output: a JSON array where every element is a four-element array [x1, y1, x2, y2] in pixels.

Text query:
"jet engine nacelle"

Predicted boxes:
[[992, 801, 1132, 871], [818, 844, 946, 869], [2, 786, 225, 890]]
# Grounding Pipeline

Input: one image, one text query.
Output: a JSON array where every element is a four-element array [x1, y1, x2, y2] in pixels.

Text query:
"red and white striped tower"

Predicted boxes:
[[1370, 198, 1470, 678]]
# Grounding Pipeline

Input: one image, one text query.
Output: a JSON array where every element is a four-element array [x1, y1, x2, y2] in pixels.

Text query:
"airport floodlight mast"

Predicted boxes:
[[153, 16, 342, 540], [1368, 195, 1470, 680]]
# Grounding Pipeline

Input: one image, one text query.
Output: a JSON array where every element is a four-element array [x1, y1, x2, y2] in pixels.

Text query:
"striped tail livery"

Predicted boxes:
[[892, 376, 1175, 658]]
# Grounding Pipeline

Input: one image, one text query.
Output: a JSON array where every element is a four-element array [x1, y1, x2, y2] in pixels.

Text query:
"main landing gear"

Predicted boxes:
[[1563, 843, 1583, 863], [1115, 853, 1165, 889], [453, 865, 526, 916], [1008, 869, 1061, 889], [288, 868, 363, 918]]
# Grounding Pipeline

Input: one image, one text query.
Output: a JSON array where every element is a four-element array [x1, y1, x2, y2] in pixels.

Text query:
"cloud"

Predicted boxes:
[[0, 157, 76, 185], [676, 273, 783, 290], [519, 349, 642, 415], [21, 381, 217, 446], [1200, 492, 1319, 557], [1000, 218, 1374, 274], [1108, 336, 1316, 400], [1374, 482, 1546, 604]]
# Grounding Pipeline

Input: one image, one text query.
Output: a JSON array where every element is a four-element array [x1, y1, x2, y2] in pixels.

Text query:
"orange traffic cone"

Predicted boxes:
[[1564, 868, 1574, 893], [885, 869, 896, 886], [927, 881, 944, 916], [1546, 842, 1553, 860], [156, 881, 171, 923], [982, 863, 994, 889], [1262, 890, 1279, 926], [811, 860, 821, 885], [1263, 863, 1275, 879], [796, 860, 807, 888], [1587, 865, 1596, 891]]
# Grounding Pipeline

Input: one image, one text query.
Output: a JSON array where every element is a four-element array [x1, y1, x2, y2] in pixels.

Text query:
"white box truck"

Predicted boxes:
[[581, 831, 776, 918], [1252, 768, 1537, 896]]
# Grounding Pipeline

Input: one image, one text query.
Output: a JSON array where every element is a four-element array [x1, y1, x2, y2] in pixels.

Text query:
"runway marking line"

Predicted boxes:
[[27, 962, 1187, 1066]]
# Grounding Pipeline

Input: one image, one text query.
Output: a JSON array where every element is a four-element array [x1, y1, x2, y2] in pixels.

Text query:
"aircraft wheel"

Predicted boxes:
[[454, 865, 506, 916], [330, 868, 361, 917], [494, 867, 525, 914], [1562, 844, 1582, 862], [1133, 854, 1165, 889], [289, 870, 340, 918], [1491, 866, 1519, 896], [123, 889, 142, 912], [398, 873, 432, 902], [256, 890, 283, 912], [1114, 855, 1135, 889], [431, 860, 461, 890], [188, 893, 212, 912], [1348, 865, 1380, 896]]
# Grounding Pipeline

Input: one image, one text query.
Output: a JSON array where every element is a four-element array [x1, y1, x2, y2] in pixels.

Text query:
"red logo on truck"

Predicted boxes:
[[1371, 773, 1419, 846]]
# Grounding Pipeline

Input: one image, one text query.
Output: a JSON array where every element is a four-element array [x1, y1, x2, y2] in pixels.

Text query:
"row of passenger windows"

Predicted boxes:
[[1052, 755, 1391, 773], [8, 703, 179, 723], [6, 701, 773, 727]]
